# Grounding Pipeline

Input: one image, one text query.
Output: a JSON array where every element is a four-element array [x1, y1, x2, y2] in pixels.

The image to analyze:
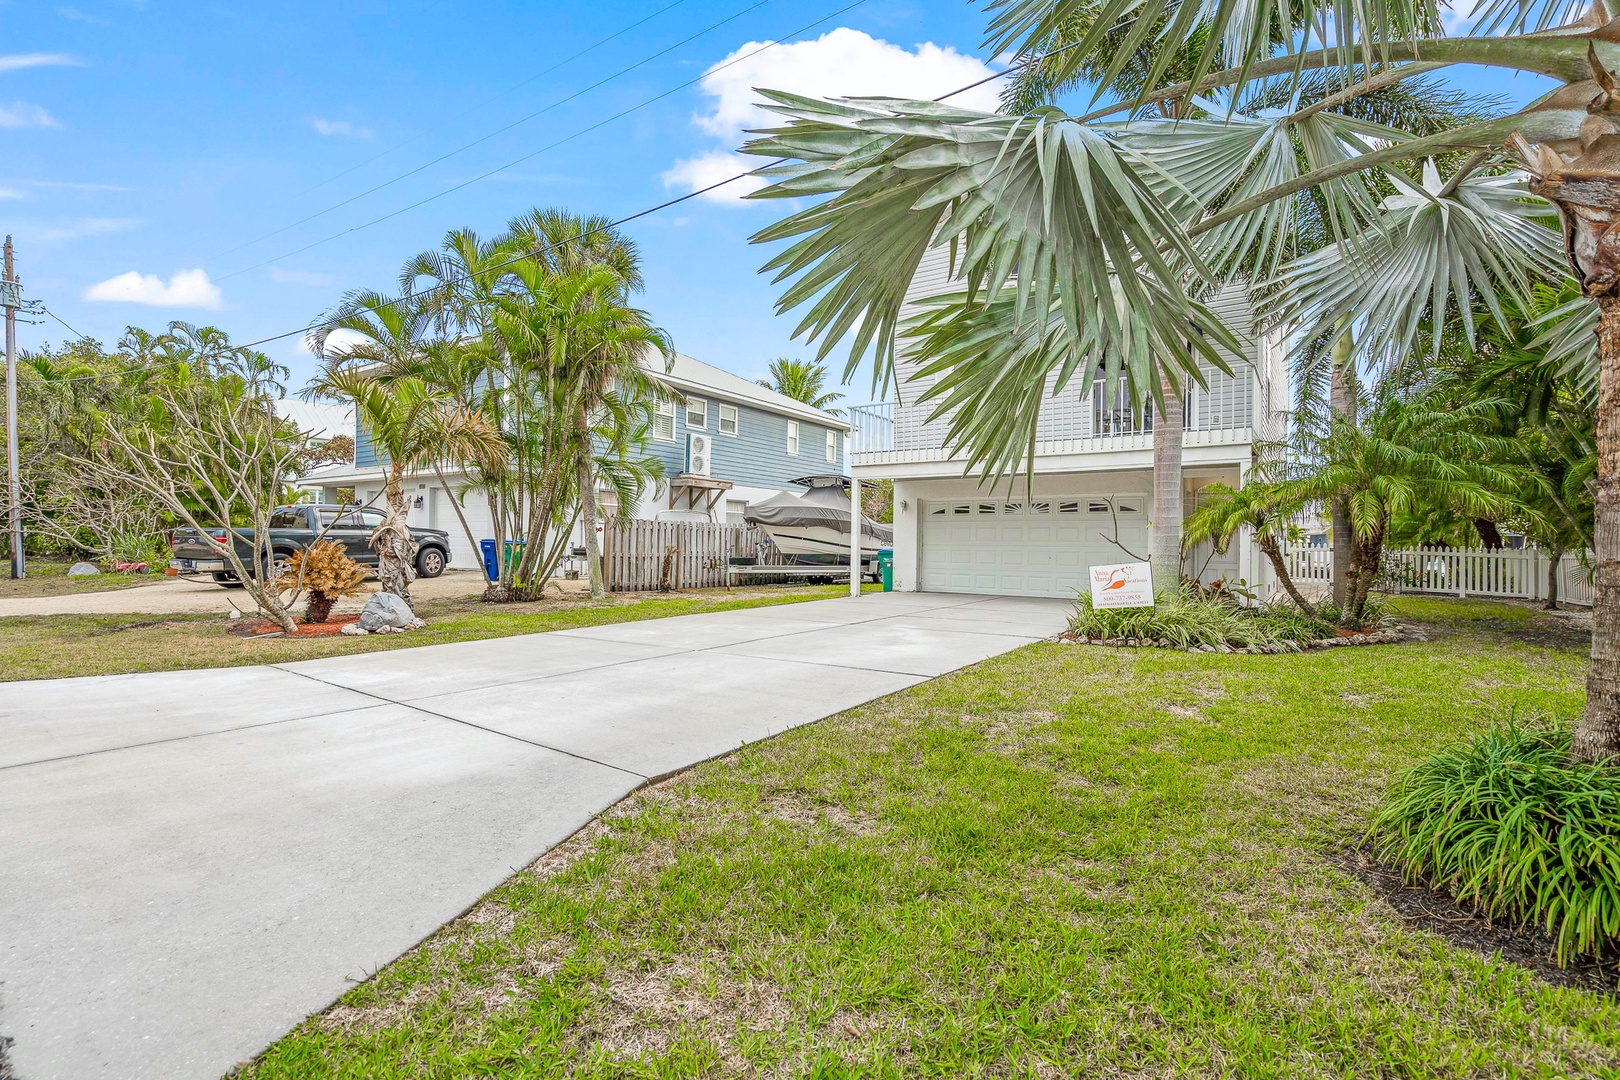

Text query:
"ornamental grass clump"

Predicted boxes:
[[1068, 587, 1332, 649], [1371, 724, 1620, 965], [286, 541, 368, 624]]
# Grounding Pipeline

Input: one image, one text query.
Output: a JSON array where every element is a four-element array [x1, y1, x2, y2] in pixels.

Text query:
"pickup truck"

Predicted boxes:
[[168, 504, 453, 588]]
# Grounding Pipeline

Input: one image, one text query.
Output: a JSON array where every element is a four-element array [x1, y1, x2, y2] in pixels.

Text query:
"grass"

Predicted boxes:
[[0, 585, 862, 683], [243, 596, 1620, 1079], [0, 557, 159, 599]]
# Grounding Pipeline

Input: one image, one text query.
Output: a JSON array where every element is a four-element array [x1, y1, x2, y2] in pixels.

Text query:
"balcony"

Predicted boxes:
[[849, 389, 1258, 469]]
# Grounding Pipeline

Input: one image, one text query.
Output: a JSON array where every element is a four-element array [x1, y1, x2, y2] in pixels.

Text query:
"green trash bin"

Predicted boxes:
[[503, 540, 526, 576], [878, 548, 894, 592]]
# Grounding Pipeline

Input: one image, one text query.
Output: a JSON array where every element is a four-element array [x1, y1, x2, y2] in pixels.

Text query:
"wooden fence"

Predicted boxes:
[[1283, 545, 1594, 607], [604, 520, 787, 591]]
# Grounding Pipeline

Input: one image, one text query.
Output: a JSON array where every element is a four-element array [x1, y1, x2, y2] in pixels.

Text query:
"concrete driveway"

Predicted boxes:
[[0, 591, 1070, 1080]]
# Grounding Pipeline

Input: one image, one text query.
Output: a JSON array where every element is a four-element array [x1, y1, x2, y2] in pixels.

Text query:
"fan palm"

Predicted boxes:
[[757, 357, 844, 415], [743, 0, 1620, 760]]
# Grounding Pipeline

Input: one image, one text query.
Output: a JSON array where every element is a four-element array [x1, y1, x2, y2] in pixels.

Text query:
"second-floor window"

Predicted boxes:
[[787, 420, 800, 455], [825, 429, 837, 463], [718, 403, 738, 435], [686, 398, 707, 430], [653, 399, 676, 441]]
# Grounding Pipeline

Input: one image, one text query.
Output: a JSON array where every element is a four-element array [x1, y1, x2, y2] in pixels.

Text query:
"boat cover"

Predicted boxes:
[[743, 476, 894, 544]]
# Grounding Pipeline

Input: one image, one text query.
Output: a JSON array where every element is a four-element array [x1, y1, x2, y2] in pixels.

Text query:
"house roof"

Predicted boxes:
[[650, 350, 849, 430]]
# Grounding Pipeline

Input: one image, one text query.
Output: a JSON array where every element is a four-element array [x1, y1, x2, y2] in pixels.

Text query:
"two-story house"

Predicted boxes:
[[848, 246, 1288, 599], [299, 349, 850, 571]]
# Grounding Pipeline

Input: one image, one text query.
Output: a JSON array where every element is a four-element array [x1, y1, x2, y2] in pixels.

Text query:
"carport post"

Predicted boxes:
[[850, 472, 861, 598]]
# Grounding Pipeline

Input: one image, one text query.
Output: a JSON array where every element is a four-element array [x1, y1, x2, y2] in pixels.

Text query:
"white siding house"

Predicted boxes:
[[849, 244, 1288, 599]]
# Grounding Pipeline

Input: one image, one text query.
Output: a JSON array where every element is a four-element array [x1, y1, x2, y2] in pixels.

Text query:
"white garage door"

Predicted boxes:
[[919, 496, 1149, 597]]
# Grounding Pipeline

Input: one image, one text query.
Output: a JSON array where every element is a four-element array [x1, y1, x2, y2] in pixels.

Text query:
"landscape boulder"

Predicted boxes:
[[67, 562, 100, 577], [358, 592, 416, 632]]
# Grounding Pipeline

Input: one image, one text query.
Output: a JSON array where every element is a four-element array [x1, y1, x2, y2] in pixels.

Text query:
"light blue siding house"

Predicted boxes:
[[304, 349, 850, 568]]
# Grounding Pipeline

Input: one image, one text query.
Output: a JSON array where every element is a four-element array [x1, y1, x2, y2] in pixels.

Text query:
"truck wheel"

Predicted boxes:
[[415, 547, 446, 579], [213, 573, 245, 589]]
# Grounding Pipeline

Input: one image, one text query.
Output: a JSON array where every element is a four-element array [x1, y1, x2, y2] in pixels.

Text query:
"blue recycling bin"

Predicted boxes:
[[479, 539, 500, 583]]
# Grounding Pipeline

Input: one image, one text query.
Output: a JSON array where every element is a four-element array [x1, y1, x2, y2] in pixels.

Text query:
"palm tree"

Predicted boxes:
[[741, 0, 1620, 759], [309, 368, 502, 606], [757, 358, 844, 415]]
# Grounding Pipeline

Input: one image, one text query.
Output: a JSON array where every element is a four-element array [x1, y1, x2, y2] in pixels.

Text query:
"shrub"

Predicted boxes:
[[286, 541, 367, 623], [1068, 586, 1333, 649], [1370, 723, 1620, 965]]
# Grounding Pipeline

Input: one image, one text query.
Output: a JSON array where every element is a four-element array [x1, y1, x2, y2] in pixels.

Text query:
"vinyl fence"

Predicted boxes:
[[604, 520, 785, 592], [1283, 545, 1594, 607]]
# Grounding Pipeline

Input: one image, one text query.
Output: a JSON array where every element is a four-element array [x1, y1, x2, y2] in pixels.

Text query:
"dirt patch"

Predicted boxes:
[[227, 614, 363, 639], [1334, 847, 1619, 996]]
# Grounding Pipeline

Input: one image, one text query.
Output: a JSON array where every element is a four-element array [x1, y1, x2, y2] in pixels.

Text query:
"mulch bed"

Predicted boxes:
[[226, 614, 362, 639], [1335, 847, 1619, 995]]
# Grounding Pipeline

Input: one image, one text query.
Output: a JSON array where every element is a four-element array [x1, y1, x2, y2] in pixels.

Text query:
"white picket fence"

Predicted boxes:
[[1283, 545, 1594, 606]]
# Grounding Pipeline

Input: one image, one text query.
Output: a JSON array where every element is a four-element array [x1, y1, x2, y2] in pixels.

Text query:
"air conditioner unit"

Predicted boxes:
[[687, 433, 712, 477]]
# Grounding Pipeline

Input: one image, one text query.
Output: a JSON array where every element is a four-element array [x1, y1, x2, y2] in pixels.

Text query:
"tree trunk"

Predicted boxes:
[[1329, 330, 1357, 607], [1575, 296, 1620, 762], [1257, 529, 1315, 615], [1347, 526, 1384, 628], [577, 445, 605, 600], [1150, 376, 1185, 585], [1473, 518, 1505, 550], [372, 466, 419, 606], [1547, 545, 1563, 611]]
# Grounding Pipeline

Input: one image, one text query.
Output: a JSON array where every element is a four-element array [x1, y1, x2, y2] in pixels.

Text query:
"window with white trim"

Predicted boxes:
[[717, 403, 738, 435], [685, 398, 707, 430], [824, 429, 837, 463], [652, 398, 676, 441], [787, 420, 800, 455], [725, 499, 747, 526]]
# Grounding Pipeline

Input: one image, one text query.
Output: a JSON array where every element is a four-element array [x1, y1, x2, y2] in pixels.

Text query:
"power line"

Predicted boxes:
[[216, 0, 867, 283], [38, 305, 85, 341], [42, 34, 1091, 385], [215, 0, 771, 261], [272, 0, 698, 209]]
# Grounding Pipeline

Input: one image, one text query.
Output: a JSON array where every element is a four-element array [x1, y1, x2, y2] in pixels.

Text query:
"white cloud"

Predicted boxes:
[[33, 216, 139, 242], [312, 118, 373, 139], [84, 268, 223, 310], [302, 327, 371, 360], [0, 53, 82, 74], [664, 28, 999, 204], [662, 151, 767, 200], [0, 188, 24, 200], [270, 266, 341, 286], [0, 101, 61, 129], [58, 8, 113, 24]]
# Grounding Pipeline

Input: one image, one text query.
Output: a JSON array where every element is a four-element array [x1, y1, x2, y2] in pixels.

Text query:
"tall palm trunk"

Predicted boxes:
[[576, 439, 605, 600], [1329, 330, 1357, 607], [1528, 125, 1620, 762], [1150, 375, 1184, 583], [1547, 545, 1564, 611], [374, 465, 419, 605], [1576, 296, 1620, 761]]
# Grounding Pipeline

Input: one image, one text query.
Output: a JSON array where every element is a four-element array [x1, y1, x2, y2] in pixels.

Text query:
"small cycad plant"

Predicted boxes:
[[286, 541, 367, 624], [1370, 723, 1620, 966]]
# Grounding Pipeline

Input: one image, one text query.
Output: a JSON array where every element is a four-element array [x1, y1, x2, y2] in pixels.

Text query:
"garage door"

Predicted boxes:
[[919, 496, 1149, 597]]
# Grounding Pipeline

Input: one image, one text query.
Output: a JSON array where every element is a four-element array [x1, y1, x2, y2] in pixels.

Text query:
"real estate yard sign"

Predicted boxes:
[[1090, 561, 1154, 609]]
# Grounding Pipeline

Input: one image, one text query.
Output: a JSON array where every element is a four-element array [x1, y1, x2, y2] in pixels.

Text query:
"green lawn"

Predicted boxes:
[[244, 597, 1619, 1079], [0, 585, 862, 682]]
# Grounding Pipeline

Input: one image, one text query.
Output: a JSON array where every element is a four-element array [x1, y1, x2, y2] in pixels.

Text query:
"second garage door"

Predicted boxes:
[[919, 496, 1150, 597]]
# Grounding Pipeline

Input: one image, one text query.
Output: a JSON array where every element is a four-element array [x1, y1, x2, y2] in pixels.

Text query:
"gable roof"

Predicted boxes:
[[647, 349, 849, 430]]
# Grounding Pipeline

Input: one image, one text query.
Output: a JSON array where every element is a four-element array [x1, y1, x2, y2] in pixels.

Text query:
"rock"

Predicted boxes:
[[339, 623, 369, 636], [358, 592, 415, 632], [67, 561, 100, 577]]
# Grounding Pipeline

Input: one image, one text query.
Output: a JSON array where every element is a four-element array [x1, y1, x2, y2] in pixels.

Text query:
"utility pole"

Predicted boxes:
[[4, 235, 22, 580]]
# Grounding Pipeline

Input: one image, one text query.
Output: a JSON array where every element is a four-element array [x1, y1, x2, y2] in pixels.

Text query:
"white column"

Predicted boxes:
[[850, 472, 862, 598]]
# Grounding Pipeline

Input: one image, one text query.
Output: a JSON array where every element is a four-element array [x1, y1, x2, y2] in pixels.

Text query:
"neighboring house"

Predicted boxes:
[[847, 245, 1288, 599], [298, 349, 850, 571]]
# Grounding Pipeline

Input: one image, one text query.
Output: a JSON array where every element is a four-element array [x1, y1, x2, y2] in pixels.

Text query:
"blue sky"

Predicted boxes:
[[3, 0, 1548, 406]]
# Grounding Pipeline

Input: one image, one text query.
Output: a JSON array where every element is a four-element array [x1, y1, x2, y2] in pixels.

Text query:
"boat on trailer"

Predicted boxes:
[[743, 475, 893, 575]]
